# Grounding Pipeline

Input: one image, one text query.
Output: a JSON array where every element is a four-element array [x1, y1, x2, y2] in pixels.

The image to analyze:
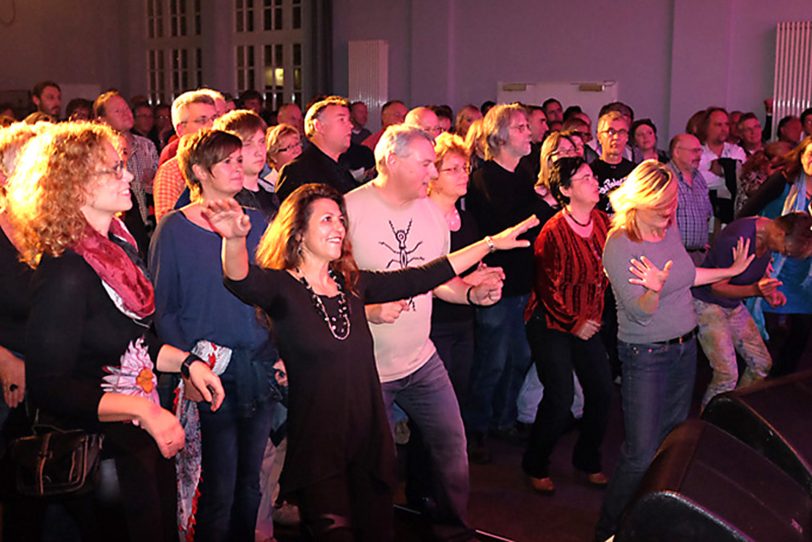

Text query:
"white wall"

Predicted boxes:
[[332, 0, 812, 139]]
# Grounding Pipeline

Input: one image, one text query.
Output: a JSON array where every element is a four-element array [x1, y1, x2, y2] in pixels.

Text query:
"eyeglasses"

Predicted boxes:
[[438, 164, 470, 175], [276, 140, 303, 153], [93, 160, 127, 180], [600, 128, 629, 138], [179, 115, 214, 127]]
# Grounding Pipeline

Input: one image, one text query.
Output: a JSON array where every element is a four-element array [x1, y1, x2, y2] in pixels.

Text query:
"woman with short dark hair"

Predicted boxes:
[[523, 157, 612, 494]]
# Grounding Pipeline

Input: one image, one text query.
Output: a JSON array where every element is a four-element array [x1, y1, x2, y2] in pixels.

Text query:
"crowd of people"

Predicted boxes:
[[0, 79, 811, 542]]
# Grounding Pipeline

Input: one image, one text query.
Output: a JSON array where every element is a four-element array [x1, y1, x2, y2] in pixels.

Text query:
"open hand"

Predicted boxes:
[[729, 237, 756, 276], [202, 199, 251, 239], [628, 256, 672, 292], [491, 215, 540, 251]]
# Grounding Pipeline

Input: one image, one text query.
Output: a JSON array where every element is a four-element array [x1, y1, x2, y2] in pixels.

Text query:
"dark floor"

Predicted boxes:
[[278, 343, 812, 542]]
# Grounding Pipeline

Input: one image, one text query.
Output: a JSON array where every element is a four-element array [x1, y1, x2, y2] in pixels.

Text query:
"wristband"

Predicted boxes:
[[181, 353, 205, 379], [484, 236, 496, 253], [466, 285, 477, 306]]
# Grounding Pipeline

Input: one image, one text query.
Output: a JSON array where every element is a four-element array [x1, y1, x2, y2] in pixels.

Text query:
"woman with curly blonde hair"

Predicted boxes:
[[595, 160, 754, 540], [5, 121, 223, 541]]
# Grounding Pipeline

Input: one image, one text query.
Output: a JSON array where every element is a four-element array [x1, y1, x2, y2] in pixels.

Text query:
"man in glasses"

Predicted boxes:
[[590, 110, 635, 213], [153, 90, 217, 221]]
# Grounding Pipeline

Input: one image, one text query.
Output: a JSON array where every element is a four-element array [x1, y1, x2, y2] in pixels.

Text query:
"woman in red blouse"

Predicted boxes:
[[522, 156, 613, 494]]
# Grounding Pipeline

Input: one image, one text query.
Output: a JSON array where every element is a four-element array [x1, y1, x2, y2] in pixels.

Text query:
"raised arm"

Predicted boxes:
[[694, 237, 755, 286], [204, 198, 252, 280]]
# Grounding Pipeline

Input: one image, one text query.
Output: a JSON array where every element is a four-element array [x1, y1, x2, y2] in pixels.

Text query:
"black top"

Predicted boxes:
[[467, 160, 541, 296], [0, 227, 32, 355], [26, 251, 163, 429], [431, 207, 480, 326], [518, 142, 542, 181], [276, 143, 358, 202], [590, 158, 635, 213], [224, 257, 455, 493], [736, 171, 788, 218]]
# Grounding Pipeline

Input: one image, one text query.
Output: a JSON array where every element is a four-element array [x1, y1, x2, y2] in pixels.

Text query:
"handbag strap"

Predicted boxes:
[[36, 432, 52, 496]]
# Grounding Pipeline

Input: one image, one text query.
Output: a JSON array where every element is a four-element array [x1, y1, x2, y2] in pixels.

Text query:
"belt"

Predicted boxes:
[[653, 327, 697, 346]]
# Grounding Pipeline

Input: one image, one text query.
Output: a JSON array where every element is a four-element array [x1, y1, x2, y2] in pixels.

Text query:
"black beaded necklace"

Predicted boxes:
[[565, 206, 593, 228], [296, 268, 351, 341]]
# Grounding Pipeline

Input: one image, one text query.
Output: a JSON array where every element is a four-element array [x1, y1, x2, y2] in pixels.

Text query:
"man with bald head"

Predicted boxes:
[[405, 106, 443, 139], [362, 99, 408, 150], [670, 133, 713, 264]]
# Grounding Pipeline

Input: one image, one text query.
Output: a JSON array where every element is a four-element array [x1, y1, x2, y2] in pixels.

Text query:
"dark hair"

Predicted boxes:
[[542, 98, 561, 111], [177, 129, 243, 199], [32, 80, 60, 99], [432, 104, 453, 122], [563, 105, 583, 121], [599, 101, 634, 122], [239, 89, 263, 106], [65, 98, 92, 118], [778, 115, 800, 133], [255, 183, 360, 293], [480, 100, 496, 116], [801, 108, 812, 125], [780, 135, 812, 180], [703, 106, 729, 128], [737, 112, 759, 127], [631, 118, 658, 141], [381, 100, 406, 115], [774, 212, 812, 256], [549, 156, 588, 206]]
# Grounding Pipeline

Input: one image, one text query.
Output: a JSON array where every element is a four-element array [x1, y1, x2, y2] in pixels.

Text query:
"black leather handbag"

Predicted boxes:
[[10, 414, 104, 497]]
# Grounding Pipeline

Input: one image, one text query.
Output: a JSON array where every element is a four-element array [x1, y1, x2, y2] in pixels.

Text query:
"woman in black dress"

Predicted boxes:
[[205, 183, 537, 541], [5, 122, 224, 541]]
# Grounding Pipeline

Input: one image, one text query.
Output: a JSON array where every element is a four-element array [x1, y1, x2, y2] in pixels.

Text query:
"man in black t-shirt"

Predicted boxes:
[[590, 110, 635, 213]]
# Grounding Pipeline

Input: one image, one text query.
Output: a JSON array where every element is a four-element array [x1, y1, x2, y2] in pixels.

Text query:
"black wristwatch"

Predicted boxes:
[[181, 353, 205, 379]]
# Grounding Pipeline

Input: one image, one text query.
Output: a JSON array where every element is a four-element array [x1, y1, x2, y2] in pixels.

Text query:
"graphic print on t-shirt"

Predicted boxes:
[[378, 218, 425, 310]]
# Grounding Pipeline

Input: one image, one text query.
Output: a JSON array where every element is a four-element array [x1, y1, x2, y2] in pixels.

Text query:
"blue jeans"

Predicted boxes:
[[595, 336, 697, 540], [380, 352, 470, 534], [466, 294, 532, 433], [196, 393, 275, 542]]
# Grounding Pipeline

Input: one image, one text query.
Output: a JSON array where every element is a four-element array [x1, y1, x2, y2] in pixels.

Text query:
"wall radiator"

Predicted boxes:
[[348, 40, 388, 132], [772, 21, 812, 137]]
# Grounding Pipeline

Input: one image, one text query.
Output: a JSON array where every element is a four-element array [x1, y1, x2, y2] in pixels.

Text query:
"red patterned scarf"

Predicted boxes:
[[72, 218, 155, 318]]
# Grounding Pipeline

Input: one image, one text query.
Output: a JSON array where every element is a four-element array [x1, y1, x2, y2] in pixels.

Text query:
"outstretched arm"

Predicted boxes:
[[694, 237, 755, 286]]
